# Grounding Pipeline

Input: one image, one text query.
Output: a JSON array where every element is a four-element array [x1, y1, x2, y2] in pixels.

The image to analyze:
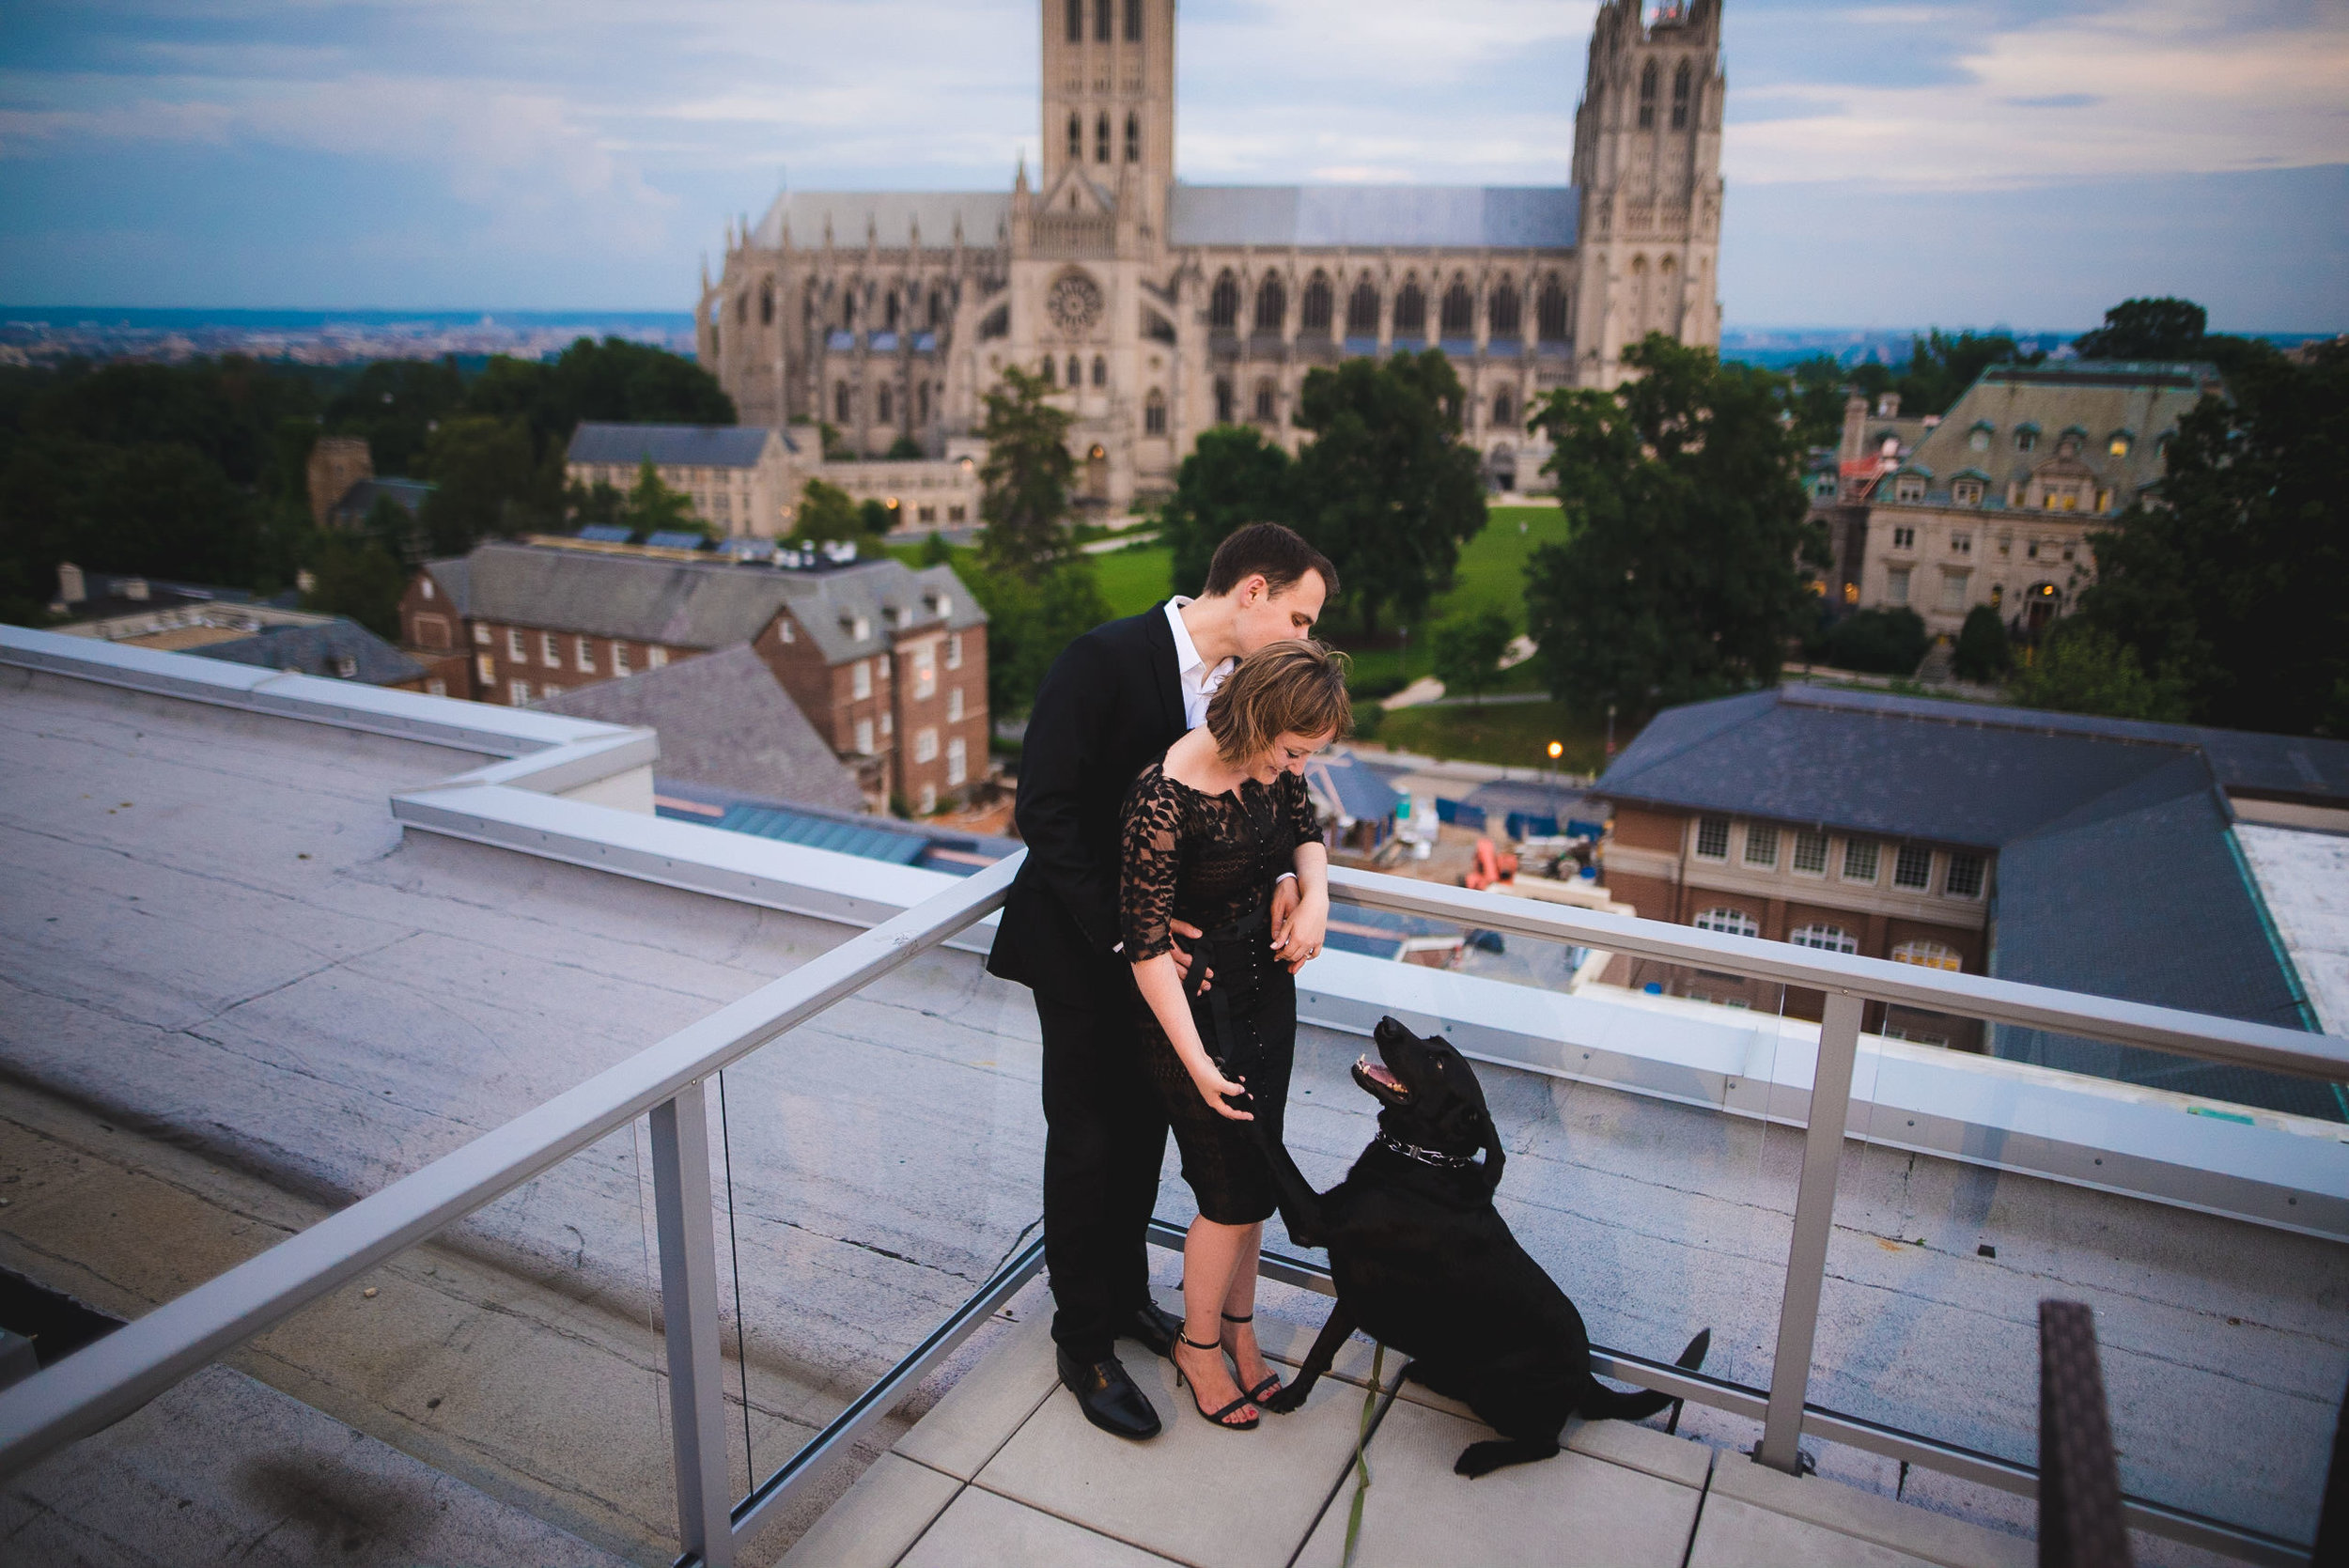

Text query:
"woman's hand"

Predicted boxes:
[[1191, 1060, 1253, 1121], [1272, 889, 1329, 973]]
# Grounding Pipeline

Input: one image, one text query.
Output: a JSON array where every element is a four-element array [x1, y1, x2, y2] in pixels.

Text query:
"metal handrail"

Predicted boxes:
[[0, 844, 2338, 1562]]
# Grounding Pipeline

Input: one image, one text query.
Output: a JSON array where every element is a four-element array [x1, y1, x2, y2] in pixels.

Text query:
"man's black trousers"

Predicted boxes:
[[1035, 980, 1169, 1364]]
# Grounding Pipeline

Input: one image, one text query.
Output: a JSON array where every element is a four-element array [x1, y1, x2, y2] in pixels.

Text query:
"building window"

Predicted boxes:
[[1439, 279, 1472, 335], [576, 638, 595, 674], [780, 620, 795, 644], [835, 382, 851, 422], [473, 622, 490, 645], [1638, 60, 1657, 128], [2108, 433, 2131, 457], [1125, 111, 1140, 163], [1094, 0, 1110, 41], [1347, 279, 1378, 334], [1953, 479, 1983, 505], [1843, 838, 1879, 882], [1489, 281, 1520, 337], [1939, 569, 1971, 613], [507, 629, 526, 660], [880, 710, 893, 739], [1789, 923, 1857, 954], [1301, 273, 1332, 333], [1792, 830, 1828, 875], [1066, 111, 1081, 163], [915, 726, 940, 764], [1891, 939, 1962, 972], [1893, 844, 1935, 891], [1255, 273, 1285, 333], [1214, 377, 1235, 424], [948, 505, 966, 522], [1066, 0, 1081, 41], [1672, 58, 1691, 129], [878, 383, 894, 424], [853, 660, 873, 700], [855, 718, 875, 755], [1894, 475, 1925, 503], [947, 688, 965, 722], [1536, 279, 1569, 341], [1144, 388, 1167, 435], [1885, 567, 1911, 606], [1951, 532, 1971, 555], [1041, 355, 1056, 386], [1095, 111, 1111, 163], [647, 647, 667, 669], [1493, 387, 1514, 425], [426, 678, 446, 697], [1092, 355, 1107, 388], [947, 631, 964, 670], [1209, 272, 1239, 331], [1694, 815, 1730, 860], [2015, 428, 2037, 452], [1125, 0, 1142, 40], [1066, 355, 1081, 387], [920, 784, 939, 815], [947, 737, 968, 786], [1254, 380, 1277, 422], [1742, 823, 1780, 868], [613, 644, 630, 676], [509, 680, 531, 705], [914, 644, 937, 699], [1394, 281, 1425, 334], [1891, 526, 1915, 550], [475, 654, 494, 687], [1692, 907, 1758, 939], [1945, 852, 1985, 898]]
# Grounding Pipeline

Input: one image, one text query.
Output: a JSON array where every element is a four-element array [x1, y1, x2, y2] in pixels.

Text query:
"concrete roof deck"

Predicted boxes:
[[1, 659, 2341, 1562]]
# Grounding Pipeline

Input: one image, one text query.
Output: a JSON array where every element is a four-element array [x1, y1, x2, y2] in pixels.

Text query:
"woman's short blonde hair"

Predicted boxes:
[[1206, 641, 1352, 764]]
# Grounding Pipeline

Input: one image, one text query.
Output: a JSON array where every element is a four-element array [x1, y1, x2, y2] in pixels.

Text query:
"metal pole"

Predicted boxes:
[[651, 1083, 736, 1566], [1756, 990, 1864, 1474]]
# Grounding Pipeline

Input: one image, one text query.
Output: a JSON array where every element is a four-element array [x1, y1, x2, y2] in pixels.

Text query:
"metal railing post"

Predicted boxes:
[[650, 1082, 735, 1567], [1757, 990, 1865, 1474]]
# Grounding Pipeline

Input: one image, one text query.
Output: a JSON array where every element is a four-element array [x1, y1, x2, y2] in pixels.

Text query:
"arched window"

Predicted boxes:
[[1394, 280, 1425, 334], [1125, 111, 1140, 163], [1208, 272, 1239, 331], [878, 383, 894, 424], [1692, 907, 1758, 939], [1066, 0, 1081, 42], [737, 290, 748, 324], [885, 291, 899, 330], [1253, 379, 1278, 423], [1638, 60, 1657, 129], [1489, 279, 1520, 337], [1126, 0, 1143, 41], [1066, 354, 1081, 387], [1789, 923, 1857, 955], [1041, 356, 1056, 386], [917, 382, 930, 425], [759, 279, 773, 326], [1095, 0, 1111, 41], [1254, 273, 1286, 333], [1439, 278, 1473, 335], [1096, 112, 1111, 163], [1092, 354, 1107, 387], [1891, 939, 1962, 972], [1493, 386, 1515, 425], [1066, 112, 1081, 163], [1300, 273, 1332, 332], [1672, 59, 1692, 129], [1346, 278, 1378, 334], [1143, 387, 1167, 435], [1214, 377, 1235, 424], [842, 289, 856, 331], [835, 381, 851, 422], [1536, 278, 1569, 341], [927, 289, 941, 328]]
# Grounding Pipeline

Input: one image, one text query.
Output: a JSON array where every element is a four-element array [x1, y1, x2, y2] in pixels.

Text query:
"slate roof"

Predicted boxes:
[[430, 541, 986, 667], [330, 477, 433, 524], [753, 191, 1013, 249], [192, 618, 427, 687], [537, 644, 863, 815], [1307, 752, 1403, 823], [1167, 185, 1579, 250], [566, 424, 788, 469], [1595, 686, 2349, 1118]]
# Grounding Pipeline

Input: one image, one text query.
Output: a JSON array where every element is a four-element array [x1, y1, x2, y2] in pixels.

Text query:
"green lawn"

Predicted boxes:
[[1092, 544, 1174, 619], [1375, 697, 1615, 774]]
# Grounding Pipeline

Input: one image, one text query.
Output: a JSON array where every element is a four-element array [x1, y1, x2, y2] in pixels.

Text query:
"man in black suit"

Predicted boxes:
[[988, 523, 1336, 1438]]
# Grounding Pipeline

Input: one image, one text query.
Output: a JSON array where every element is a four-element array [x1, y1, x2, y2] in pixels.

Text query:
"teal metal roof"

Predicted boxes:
[[713, 804, 930, 864]]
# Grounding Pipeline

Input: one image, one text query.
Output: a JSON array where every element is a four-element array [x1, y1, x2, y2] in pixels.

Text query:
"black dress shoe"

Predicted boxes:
[[1125, 1300, 1184, 1359], [1056, 1347, 1162, 1440]]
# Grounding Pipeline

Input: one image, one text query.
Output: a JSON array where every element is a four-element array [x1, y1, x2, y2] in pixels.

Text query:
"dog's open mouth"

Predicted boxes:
[[1353, 1055, 1409, 1100]]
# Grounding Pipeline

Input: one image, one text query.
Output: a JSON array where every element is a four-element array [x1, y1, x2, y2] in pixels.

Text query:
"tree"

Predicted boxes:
[[1952, 604, 2013, 683], [2009, 621, 2188, 722], [1785, 332, 2035, 446], [817, 421, 855, 461], [1430, 608, 1515, 706], [2076, 342, 2349, 736], [1289, 349, 1486, 633], [1821, 608, 1930, 676], [965, 556, 1113, 721], [858, 497, 896, 538], [1159, 425, 1294, 595], [1524, 334, 1823, 717], [885, 434, 926, 460], [419, 415, 552, 554], [919, 530, 954, 567], [2073, 298, 2208, 362], [622, 458, 701, 539], [976, 366, 1076, 582], [303, 523, 407, 639], [793, 477, 860, 541], [321, 358, 467, 475]]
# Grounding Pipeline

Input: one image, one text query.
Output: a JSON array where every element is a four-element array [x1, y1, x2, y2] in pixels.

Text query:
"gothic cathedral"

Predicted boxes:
[[698, 0, 1724, 508]]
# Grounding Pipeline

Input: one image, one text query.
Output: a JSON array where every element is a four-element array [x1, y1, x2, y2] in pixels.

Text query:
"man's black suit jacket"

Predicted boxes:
[[988, 603, 1187, 1005]]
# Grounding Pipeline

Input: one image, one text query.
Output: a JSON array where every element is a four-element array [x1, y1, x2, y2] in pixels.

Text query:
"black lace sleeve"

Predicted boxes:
[[1119, 763, 1183, 962], [1282, 768, 1324, 850]]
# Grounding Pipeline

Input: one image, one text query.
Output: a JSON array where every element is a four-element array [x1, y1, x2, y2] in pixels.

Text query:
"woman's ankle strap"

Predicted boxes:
[[1221, 1312, 1253, 1324], [1180, 1333, 1223, 1352]]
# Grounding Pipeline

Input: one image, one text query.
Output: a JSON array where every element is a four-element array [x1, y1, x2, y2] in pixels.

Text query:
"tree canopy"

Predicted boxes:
[[1430, 607, 1515, 707], [1787, 330, 2039, 445], [1524, 334, 1823, 717], [975, 366, 1077, 582], [1159, 425, 1293, 595]]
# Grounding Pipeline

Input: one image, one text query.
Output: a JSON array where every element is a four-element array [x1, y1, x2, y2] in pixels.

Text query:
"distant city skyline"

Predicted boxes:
[[1, 0, 2342, 331]]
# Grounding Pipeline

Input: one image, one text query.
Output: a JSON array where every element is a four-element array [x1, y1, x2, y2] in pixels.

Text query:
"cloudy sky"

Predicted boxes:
[[2, 0, 2342, 329]]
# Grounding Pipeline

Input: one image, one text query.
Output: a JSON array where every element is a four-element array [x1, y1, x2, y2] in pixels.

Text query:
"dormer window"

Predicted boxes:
[[2015, 426, 2038, 453], [1968, 421, 1994, 452], [850, 614, 871, 641], [1952, 479, 1983, 505], [2108, 430, 2133, 457], [1894, 475, 1925, 503]]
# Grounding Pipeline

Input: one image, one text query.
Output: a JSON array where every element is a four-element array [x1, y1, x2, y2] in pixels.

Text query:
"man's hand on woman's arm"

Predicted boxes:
[[1270, 846, 1330, 973]]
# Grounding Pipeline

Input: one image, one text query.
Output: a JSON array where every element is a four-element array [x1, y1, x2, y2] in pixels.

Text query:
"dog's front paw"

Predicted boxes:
[[1454, 1440, 1511, 1478], [1263, 1383, 1310, 1414]]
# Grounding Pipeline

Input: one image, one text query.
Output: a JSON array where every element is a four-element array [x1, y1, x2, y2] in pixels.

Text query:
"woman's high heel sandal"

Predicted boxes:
[[1222, 1312, 1285, 1406], [1173, 1335, 1260, 1430]]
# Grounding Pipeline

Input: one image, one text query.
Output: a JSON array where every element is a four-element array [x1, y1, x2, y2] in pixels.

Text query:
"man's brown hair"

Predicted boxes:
[[1206, 641, 1353, 764], [1203, 522, 1339, 601]]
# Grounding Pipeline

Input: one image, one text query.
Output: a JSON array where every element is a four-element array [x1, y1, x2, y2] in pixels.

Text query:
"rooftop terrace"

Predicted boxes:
[[0, 627, 2343, 1565]]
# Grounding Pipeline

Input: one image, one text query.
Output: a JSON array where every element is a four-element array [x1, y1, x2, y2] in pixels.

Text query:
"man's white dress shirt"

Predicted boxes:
[[1165, 597, 1236, 731]]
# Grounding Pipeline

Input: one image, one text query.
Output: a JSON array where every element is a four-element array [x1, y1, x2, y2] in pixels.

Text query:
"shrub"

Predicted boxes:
[[1822, 608, 1929, 676]]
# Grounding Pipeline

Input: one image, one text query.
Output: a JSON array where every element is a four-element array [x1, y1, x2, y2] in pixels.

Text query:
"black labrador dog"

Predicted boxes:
[[1259, 1016, 1711, 1477]]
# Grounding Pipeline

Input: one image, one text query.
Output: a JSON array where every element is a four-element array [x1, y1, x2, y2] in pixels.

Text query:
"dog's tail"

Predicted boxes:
[[1578, 1327, 1712, 1422]]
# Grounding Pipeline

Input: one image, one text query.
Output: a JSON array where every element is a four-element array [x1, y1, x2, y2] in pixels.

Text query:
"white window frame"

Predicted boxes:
[[1892, 939, 1962, 972], [474, 654, 494, 687], [1893, 844, 1935, 891], [919, 784, 938, 815], [947, 688, 965, 722], [575, 638, 595, 674], [540, 632, 561, 669], [855, 718, 876, 755], [853, 660, 873, 700], [914, 645, 937, 700], [1692, 907, 1759, 939], [947, 737, 968, 786], [509, 679, 531, 705], [1693, 815, 1730, 862], [648, 647, 667, 669], [1886, 567, 1911, 606], [947, 632, 964, 670], [1789, 923, 1858, 955], [914, 726, 940, 764], [1791, 830, 1828, 876], [1945, 852, 1986, 899], [1742, 824, 1779, 868], [613, 644, 631, 676], [507, 629, 526, 660], [473, 622, 490, 645], [1842, 839, 1879, 883]]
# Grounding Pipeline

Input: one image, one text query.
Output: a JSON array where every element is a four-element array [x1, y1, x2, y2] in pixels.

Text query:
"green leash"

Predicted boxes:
[[1340, 1342, 1385, 1568]]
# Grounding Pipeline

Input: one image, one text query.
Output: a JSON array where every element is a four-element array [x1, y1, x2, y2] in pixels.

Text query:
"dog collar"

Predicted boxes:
[[1377, 1129, 1481, 1171]]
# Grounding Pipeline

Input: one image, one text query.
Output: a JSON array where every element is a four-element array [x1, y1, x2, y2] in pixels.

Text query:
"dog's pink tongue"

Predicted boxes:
[[1365, 1063, 1405, 1091]]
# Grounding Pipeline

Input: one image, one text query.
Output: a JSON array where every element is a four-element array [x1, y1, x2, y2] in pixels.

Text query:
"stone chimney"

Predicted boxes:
[[1875, 391, 1901, 419], [54, 562, 86, 607], [1840, 393, 1869, 465], [306, 436, 374, 530]]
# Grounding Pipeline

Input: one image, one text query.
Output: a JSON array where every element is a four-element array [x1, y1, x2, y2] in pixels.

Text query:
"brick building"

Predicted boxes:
[[398, 538, 988, 814]]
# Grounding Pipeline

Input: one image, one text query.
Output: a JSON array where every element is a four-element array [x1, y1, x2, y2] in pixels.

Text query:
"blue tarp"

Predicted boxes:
[[1434, 798, 1486, 830], [1505, 812, 1560, 840]]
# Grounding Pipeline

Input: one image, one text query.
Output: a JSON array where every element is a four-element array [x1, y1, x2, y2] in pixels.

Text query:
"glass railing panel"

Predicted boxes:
[[717, 941, 1047, 1499]]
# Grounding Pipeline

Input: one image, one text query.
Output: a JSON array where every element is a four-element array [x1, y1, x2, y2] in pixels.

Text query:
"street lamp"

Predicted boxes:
[[1547, 739, 1563, 821]]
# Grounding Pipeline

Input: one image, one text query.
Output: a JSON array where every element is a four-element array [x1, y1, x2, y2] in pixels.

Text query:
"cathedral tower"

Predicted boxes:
[[1569, 0, 1726, 386], [1040, 0, 1176, 241]]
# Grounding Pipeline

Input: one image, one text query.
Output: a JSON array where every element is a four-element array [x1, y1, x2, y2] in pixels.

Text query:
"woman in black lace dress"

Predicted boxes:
[[1121, 642, 1348, 1430]]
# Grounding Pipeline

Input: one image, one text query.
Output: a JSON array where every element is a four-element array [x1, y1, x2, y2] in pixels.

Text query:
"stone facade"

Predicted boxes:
[[698, 0, 1726, 509]]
